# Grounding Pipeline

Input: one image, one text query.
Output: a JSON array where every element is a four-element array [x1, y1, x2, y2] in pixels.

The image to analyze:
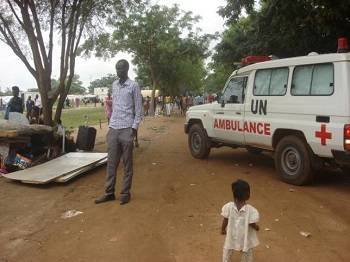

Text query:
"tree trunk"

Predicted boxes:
[[54, 92, 67, 124], [149, 64, 158, 116], [54, 73, 74, 123], [149, 82, 157, 116], [36, 77, 53, 126]]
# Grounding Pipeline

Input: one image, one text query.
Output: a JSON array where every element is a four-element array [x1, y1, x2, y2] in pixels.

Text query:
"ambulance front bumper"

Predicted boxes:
[[332, 150, 350, 166]]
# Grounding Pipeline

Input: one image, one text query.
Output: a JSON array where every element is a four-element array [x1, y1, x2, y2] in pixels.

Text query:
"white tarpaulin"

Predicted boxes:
[[3, 152, 107, 184]]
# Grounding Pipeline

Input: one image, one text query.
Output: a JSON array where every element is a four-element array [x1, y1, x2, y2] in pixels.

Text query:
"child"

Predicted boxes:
[[221, 179, 260, 262]]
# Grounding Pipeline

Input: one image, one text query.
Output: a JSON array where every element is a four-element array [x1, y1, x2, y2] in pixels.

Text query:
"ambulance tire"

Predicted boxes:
[[341, 167, 350, 175], [275, 136, 313, 185], [188, 124, 211, 159]]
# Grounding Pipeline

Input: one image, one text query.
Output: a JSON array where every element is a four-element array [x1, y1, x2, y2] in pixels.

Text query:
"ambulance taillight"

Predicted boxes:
[[344, 124, 350, 151], [337, 37, 349, 53]]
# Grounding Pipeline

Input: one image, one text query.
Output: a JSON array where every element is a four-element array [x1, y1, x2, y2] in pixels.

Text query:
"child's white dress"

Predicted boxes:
[[221, 202, 259, 262]]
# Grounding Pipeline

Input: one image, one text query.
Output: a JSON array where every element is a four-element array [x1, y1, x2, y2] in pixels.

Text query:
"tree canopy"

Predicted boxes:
[[83, 2, 213, 110], [0, 0, 134, 125], [51, 75, 86, 95], [206, 0, 350, 93], [88, 74, 117, 94]]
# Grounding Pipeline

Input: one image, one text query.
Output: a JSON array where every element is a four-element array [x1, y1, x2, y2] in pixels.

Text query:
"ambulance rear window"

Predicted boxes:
[[291, 63, 334, 96]]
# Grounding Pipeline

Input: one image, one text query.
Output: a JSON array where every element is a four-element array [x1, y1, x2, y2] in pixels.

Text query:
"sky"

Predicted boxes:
[[0, 0, 226, 92]]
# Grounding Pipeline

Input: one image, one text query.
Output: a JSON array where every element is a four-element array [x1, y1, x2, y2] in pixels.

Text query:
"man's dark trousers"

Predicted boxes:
[[105, 127, 134, 202]]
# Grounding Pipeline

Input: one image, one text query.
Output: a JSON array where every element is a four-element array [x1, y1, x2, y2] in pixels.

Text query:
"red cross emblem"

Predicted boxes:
[[315, 124, 332, 146]]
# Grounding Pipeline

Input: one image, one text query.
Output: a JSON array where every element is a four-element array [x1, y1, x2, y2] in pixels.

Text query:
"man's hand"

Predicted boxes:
[[132, 128, 137, 137], [249, 223, 259, 231]]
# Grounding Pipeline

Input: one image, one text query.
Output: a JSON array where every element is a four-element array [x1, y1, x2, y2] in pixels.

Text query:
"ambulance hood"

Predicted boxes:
[[187, 102, 218, 112]]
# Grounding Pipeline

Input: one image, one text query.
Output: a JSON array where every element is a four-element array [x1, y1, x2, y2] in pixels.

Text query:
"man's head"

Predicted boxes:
[[116, 59, 129, 81], [12, 86, 19, 97], [231, 179, 250, 201], [35, 94, 39, 99], [28, 96, 32, 100]]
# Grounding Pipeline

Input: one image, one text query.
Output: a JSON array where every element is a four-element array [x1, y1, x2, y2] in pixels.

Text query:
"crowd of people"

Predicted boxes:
[[110, 93, 217, 119], [1, 86, 43, 124]]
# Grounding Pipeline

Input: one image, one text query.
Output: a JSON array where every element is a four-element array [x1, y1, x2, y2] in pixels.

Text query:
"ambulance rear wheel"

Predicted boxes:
[[275, 136, 313, 185], [188, 124, 211, 159]]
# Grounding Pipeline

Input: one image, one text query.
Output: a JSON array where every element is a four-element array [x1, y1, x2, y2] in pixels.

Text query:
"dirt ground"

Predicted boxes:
[[0, 116, 349, 262]]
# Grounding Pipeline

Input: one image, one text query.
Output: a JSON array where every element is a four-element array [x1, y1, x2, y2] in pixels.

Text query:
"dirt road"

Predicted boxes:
[[0, 116, 349, 262]]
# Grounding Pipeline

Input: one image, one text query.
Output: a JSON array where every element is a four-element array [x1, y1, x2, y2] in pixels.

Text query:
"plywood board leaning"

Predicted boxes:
[[2, 152, 107, 184], [55, 158, 107, 183]]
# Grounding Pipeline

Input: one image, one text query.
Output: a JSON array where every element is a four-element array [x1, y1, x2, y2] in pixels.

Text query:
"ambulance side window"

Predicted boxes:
[[254, 67, 288, 96], [291, 63, 334, 96], [223, 77, 247, 104]]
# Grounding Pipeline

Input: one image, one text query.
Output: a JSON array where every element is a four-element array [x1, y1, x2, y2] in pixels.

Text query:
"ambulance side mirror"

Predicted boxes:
[[221, 99, 225, 108]]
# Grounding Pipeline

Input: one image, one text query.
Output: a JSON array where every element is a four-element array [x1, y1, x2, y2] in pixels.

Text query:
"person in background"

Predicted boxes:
[[65, 98, 70, 108], [104, 92, 113, 124], [25, 96, 34, 121], [180, 95, 187, 115], [33, 94, 42, 123], [165, 95, 172, 117], [75, 97, 80, 108], [4, 86, 23, 120], [221, 179, 260, 262], [187, 95, 193, 109], [143, 96, 150, 116], [95, 59, 142, 205]]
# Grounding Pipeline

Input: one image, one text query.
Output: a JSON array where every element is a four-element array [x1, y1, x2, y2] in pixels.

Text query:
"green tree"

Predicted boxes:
[[52, 75, 86, 94], [209, 0, 350, 89], [0, 0, 134, 125], [218, 0, 256, 24], [0, 87, 12, 96], [218, 0, 350, 57], [83, 2, 212, 114], [88, 73, 116, 94]]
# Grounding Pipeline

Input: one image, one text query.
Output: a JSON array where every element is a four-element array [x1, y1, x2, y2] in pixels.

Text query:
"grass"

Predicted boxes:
[[61, 106, 107, 129], [1, 106, 107, 128]]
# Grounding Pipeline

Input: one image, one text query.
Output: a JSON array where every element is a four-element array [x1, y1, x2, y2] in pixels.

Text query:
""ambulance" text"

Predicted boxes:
[[214, 119, 271, 135]]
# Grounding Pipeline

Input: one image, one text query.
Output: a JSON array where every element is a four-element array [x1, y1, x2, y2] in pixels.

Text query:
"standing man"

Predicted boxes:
[[95, 59, 142, 205], [4, 86, 23, 120]]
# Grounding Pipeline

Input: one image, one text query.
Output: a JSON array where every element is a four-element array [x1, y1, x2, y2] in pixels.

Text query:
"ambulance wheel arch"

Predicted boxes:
[[188, 121, 211, 159], [274, 134, 315, 185]]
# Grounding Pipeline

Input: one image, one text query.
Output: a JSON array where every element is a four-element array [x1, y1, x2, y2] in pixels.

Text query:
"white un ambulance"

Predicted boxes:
[[184, 38, 350, 185]]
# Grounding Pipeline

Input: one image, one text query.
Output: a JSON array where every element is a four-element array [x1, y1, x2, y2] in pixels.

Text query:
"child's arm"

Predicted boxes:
[[249, 223, 259, 231], [221, 218, 228, 234]]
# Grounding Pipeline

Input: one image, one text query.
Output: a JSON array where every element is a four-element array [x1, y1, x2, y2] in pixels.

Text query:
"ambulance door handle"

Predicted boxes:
[[316, 115, 330, 123], [235, 112, 241, 115], [216, 112, 224, 114]]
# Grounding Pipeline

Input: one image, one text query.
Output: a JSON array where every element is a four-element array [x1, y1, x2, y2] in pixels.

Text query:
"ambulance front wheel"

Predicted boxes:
[[188, 124, 211, 159], [275, 136, 314, 185]]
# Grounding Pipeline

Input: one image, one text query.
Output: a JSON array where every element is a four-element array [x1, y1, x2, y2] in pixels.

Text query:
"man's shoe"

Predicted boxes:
[[95, 194, 116, 204], [120, 199, 130, 205], [120, 197, 130, 205]]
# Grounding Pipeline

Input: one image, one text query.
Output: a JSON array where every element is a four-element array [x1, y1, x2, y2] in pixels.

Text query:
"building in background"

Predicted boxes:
[[93, 87, 109, 100]]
